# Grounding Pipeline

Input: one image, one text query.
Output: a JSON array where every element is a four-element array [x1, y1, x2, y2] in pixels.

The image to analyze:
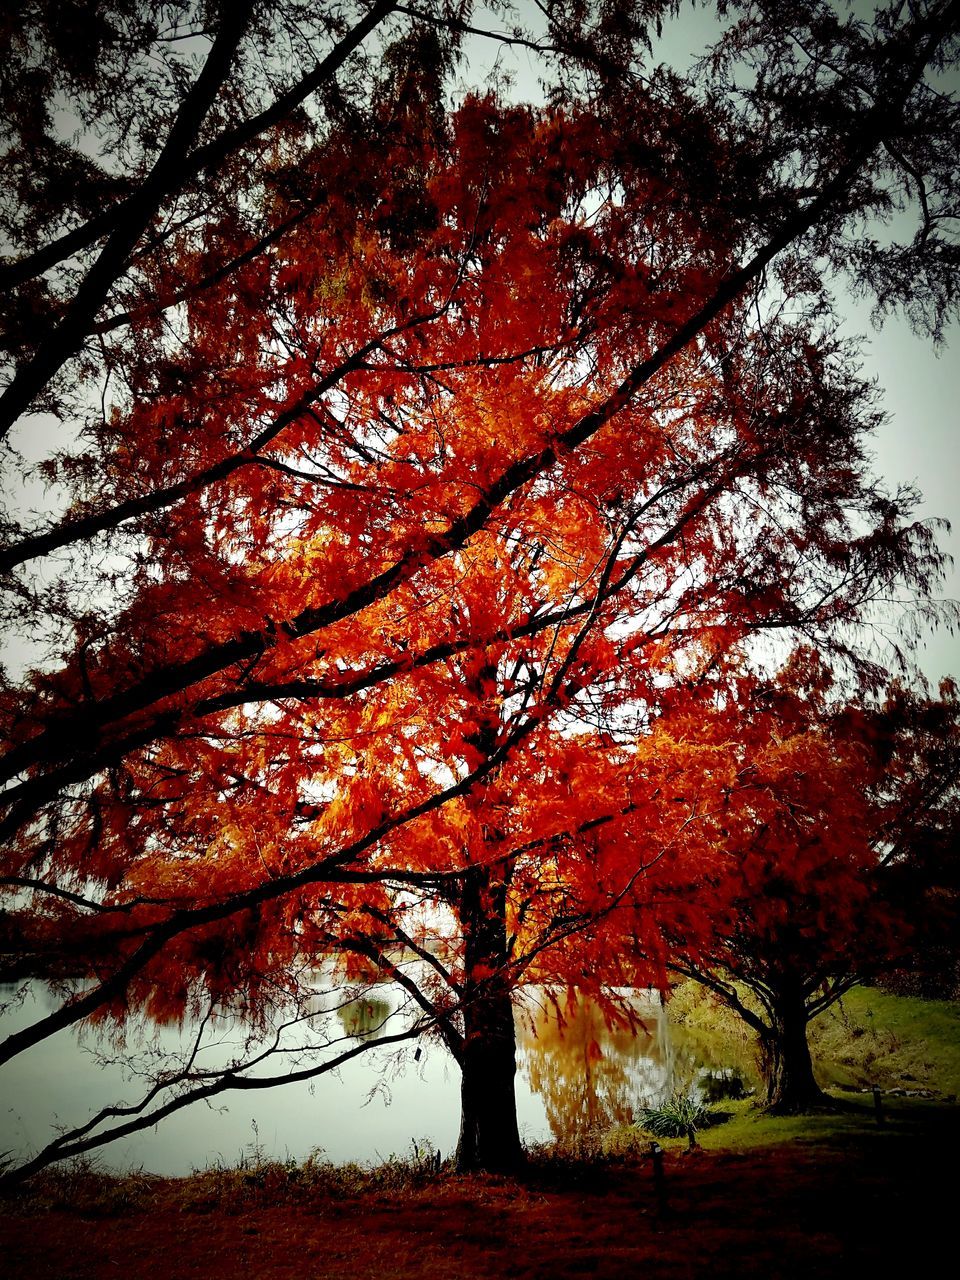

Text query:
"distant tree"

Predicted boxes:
[[868, 681, 960, 999], [666, 660, 960, 1112]]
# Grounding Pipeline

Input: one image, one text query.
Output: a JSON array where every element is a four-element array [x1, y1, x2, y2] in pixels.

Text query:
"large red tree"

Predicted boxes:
[[1, 2, 958, 1180]]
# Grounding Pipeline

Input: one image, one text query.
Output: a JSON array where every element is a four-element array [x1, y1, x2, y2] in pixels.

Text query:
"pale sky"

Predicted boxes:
[[849, 303, 959, 687]]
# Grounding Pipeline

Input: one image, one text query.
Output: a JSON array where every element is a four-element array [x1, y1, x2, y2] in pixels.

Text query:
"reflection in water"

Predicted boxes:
[[1, 982, 756, 1173], [0, 980, 71, 1017], [696, 1066, 749, 1102], [337, 996, 392, 1040], [517, 992, 676, 1143], [517, 991, 756, 1145]]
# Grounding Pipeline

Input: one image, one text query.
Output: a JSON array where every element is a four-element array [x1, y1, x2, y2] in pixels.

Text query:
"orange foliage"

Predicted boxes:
[[0, 87, 948, 1061]]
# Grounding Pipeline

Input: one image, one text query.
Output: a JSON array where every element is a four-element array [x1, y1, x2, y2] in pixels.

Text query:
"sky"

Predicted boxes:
[[847, 300, 959, 685]]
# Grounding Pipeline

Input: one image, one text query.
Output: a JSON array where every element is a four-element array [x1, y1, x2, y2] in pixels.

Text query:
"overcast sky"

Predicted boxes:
[[848, 303, 959, 686]]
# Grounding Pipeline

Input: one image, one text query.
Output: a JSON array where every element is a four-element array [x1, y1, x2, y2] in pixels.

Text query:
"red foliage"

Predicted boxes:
[[0, 3, 957, 1170]]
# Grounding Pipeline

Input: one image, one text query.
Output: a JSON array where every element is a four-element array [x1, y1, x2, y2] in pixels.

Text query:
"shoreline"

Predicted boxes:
[[3, 1098, 957, 1279]]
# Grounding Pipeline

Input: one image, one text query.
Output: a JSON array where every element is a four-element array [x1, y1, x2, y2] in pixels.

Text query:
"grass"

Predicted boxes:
[[667, 980, 960, 1099], [4, 1159, 159, 1217], [659, 1093, 960, 1151], [6, 1136, 450, 1219], [602, 1091, 960, 1160], [7, 1124, 955, 1280], [810, 986, 960, 1097], [5, 1095, 958, 1280]]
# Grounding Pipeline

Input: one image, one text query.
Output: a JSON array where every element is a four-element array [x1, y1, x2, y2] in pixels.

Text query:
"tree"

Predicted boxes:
[[665, 657, 960, 1112], [1, 2, 959, 1181], [863, 679, 960, 999]]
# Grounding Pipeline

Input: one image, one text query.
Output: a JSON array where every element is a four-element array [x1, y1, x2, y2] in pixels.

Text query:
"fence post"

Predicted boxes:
[[650, 1141, 668, 1218], [872, 1085, 885, 1126]]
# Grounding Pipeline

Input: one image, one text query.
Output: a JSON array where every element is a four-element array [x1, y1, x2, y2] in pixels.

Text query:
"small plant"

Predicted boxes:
[[636, 1093, 716, 1147], [408, 1138, 443, 1174]]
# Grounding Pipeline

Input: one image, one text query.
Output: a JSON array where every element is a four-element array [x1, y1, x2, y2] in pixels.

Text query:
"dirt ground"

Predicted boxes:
[[1, 1132, 953, 1280]]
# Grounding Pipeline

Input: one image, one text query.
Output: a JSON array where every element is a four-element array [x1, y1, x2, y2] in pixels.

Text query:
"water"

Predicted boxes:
[[0, 981, 750, 1175]]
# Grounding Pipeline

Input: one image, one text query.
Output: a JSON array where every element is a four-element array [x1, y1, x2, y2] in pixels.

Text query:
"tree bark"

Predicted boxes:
[[454, 866, 525, 1173], [759, 981, 828, 1113]]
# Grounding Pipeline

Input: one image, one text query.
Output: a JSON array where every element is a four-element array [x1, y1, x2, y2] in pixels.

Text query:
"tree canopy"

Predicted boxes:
[[665, 657, 960, 1110], [1, 1, 958, 1182]]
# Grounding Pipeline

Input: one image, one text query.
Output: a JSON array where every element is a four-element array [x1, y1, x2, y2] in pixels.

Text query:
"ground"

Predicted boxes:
[[2, 1098, 955, 1280]]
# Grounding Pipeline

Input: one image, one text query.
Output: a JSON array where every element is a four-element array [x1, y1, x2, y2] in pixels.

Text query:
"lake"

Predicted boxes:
[[0, 981, 752, 1175]]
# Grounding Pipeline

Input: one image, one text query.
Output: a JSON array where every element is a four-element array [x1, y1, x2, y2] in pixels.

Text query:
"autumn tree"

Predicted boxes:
[[664, 658, 960, 1112], [1, 2, 959, 1180], [862, 680, 960, 999]]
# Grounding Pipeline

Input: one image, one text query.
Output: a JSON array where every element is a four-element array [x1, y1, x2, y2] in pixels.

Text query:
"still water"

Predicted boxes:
[[0, 982, 750, 1175]]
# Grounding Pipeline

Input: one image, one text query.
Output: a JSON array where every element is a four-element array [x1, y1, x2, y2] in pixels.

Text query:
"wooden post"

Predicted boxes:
[[872, 1085, 885, 1126], [650, 1141, 668, 1217]]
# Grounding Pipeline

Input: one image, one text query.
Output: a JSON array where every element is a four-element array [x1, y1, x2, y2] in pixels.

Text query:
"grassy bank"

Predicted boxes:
[[667, 981, 960, 1099], [809, 986, 960, 1096]]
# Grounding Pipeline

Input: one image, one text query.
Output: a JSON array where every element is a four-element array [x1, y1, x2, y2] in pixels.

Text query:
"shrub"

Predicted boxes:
[[635, 1093, 717, 1142]]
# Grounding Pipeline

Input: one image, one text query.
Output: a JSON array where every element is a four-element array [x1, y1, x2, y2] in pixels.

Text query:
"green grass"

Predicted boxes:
[[711, 1093, 960, 1150], [605, 1093, 960, 1157], [810, 987, 960, 1097], [667, 980, 960, 1099]]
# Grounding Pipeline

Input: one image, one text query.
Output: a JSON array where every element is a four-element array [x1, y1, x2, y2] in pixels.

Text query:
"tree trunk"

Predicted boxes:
[[759, 982, 828, 1113], [454, 866, 525, 1173]]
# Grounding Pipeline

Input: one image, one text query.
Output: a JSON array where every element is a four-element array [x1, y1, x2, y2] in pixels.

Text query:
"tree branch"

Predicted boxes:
[[0, 1, 398, 294], [0, 2, 256, 442]]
